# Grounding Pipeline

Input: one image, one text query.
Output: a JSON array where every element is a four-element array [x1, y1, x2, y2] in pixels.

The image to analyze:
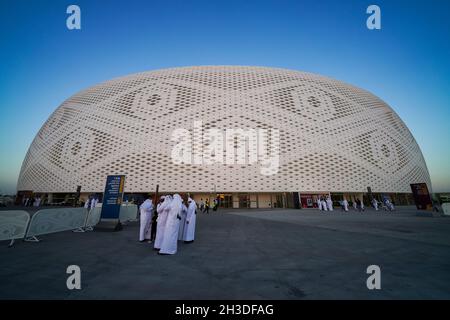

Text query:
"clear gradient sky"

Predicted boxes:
[[0, 0, 449, 194]]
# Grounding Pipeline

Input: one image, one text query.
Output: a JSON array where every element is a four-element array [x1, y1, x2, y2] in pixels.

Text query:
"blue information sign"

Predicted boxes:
[[100, 175, 126, 219]]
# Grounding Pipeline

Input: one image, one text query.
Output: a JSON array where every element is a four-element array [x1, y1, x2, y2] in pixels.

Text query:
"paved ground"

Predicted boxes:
[[1, 207, 450, 299]]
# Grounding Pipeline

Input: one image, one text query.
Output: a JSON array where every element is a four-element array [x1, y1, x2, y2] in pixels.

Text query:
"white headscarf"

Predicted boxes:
[[140, 198, 153, 211], [188, 197, 197, 208], [171, 194, 182, 212]]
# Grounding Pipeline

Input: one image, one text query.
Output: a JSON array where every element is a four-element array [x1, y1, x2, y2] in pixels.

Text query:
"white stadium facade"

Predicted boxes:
[[17, 66, 431, 208]]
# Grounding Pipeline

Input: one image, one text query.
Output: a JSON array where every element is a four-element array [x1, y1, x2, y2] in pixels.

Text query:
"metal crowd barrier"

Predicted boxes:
[[119, 204, 138, 223], [1, 204, 139, 246], [82, 204, 137, 229], [442, 203, 450, 216], [84, 206, 102, 231], [25, 207, 87, 242], [0, 210, 30, 247]]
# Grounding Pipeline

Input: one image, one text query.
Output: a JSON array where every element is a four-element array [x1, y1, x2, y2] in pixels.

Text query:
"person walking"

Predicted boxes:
[[183, 196, 197, 243], [139, 195, 153, 243], [205, 199, 210, 214]]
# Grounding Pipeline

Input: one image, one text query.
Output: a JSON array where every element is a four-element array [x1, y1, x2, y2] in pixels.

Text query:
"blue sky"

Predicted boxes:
[[0, 0, 449, 194]]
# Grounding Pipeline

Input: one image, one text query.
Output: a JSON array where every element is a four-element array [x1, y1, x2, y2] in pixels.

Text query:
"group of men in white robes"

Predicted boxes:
[[139, 194, 197, 255], [317, 196, 333, 211]]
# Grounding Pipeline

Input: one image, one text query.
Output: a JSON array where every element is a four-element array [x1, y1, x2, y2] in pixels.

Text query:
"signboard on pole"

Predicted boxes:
[[410, 183, 432, 211], [95, 175, 125, 231]]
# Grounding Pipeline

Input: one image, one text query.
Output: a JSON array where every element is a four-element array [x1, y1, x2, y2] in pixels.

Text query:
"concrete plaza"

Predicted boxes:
[[1, 207, 450, 299]]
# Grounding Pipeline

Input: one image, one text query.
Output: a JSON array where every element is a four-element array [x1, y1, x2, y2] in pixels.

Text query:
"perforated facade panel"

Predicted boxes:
[[17, 66, 431, 193]]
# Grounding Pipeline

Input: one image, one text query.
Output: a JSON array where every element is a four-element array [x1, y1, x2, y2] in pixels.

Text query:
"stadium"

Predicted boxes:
[[16, 66, 431, 208]]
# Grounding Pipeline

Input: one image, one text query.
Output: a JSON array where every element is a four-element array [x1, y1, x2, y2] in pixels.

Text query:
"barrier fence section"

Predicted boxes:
[[119, 204, 138, 222], [2, 205, 139, 245], [442, 203, 450, 216], [26, 207, 87, 241], [85, 207, 102, 230], [0, 210, 30, 247]]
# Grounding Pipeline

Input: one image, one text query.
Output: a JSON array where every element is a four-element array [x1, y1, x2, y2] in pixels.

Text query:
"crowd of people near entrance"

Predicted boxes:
[[316, 196, 396, 212], [21, 196, 42, 207]]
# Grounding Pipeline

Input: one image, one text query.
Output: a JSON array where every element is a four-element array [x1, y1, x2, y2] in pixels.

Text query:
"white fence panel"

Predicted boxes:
[[442, 203, 450, 216], [119, 204, 138, 222], [85, 207, 102, 228], [0, 211, 30, 241], [26, 208, 87, 237]]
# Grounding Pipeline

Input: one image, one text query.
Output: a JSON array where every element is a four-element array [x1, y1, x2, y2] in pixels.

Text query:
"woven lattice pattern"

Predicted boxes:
[[17, 66, 431, 193]]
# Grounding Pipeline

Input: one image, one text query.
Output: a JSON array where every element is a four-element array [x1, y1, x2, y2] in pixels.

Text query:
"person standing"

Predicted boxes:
[[199, 198, 205, 213], [178, 195, 188, 240], [205, 199, 210, 214], [159, 194, 183, 255], [154, 196, 170, 250], [326, 196, 333, 211], [342, 198, 349, 212], [150, 205, 158, 242], [84, 197, 91, 210], [139, 195, 153, 243], [321, 197, 328, 211], [372, 198, 379, 211], [34, 196, 41, 207], [90, 196, 98, 210], [183, 196, 197, 243], [317, 196, 322, 210], [355, 198, 363, 212]]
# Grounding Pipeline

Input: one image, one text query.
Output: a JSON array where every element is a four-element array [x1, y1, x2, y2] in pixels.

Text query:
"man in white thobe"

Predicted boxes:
[[343, 199, 349, 212], [154, 196, 171, 250], [321, 198, 328, 211], [84, 197, 91, 209], [90, 197, 98, 210], [139, 196, 153, 243], [183, 197, 197, 243], [326, 196, 333, 211], [372, 198, 379, 211], [159, 194, 183, 255], [178, 197, 188, 241], [317, 197, 322, 210], [34, 196, 41, 207]]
